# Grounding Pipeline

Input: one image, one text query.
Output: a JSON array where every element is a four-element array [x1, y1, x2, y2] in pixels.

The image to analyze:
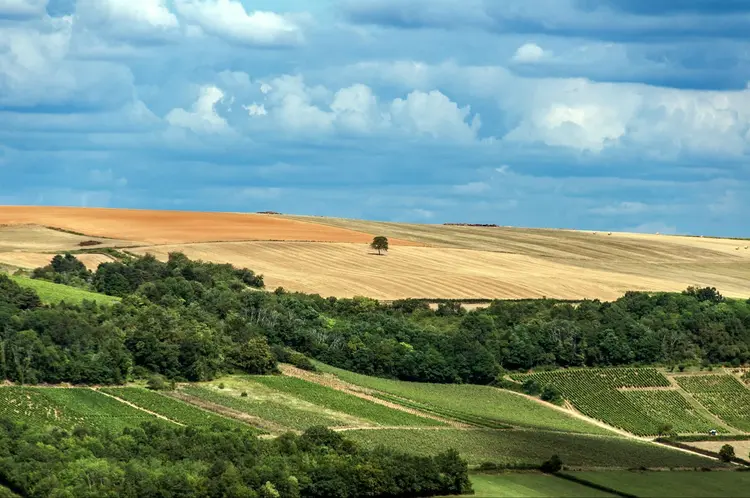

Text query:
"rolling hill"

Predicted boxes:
[[1, 205, 749, 301]]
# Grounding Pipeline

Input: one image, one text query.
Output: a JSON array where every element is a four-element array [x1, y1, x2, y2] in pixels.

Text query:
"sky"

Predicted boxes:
[[1, 0, 749, 236]]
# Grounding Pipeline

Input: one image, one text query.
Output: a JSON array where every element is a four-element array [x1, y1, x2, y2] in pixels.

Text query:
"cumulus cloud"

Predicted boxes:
[[0, 0, 47, 19], [166, 85, 229, 133], [390, 90, 481, 142], [174, 0, 302, 47], [0, 17, 135, 109], [512, 43, 547, 62], [243, 103, 268, 116], [74, 0, 179, 41]]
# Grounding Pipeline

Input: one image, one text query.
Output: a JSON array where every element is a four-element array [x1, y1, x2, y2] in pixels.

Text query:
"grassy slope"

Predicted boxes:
[[571, 470, 750, 498], [10, 275, 120, 305], [176, 384, 346, 430], [345, 428, 722, 468], [0, 387, 166, 432], [251, 375, 442, 427], [315, 362, 612, 435], [448, 473, 615, 498], [99, 387, 259, 432]]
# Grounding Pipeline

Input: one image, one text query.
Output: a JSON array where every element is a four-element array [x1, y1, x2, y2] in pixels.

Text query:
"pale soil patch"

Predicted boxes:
[[0, 206, 419, 245], [130, 241, 747, 300], [687, 440, 750, 456], [0, 224, 130, 251], [0, 252, 114, 271], [166, 391, 289, 433], [279, 364, 467, 428]]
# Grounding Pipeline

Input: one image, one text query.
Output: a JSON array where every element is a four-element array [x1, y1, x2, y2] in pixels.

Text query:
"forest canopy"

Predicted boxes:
[[1, 252, 748, 386]]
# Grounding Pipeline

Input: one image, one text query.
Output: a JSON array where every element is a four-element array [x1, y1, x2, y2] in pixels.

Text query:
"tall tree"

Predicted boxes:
[[370, 236, 389, 255]]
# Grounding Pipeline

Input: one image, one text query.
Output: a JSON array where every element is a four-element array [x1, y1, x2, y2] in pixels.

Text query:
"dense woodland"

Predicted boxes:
[[0, 420, 470, 498], [0, 252, 748, 386]]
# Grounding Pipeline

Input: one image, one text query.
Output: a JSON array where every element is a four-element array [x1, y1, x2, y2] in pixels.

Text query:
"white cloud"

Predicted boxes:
[[331, 84, 383, 134], [166, 85, 229, 133], [174, 0, 302, 46], [390, 90, 481, 142], [0, 18, 135, 108], [352, 60, 750, 156], [243, 103, 267, 116], [0, 0, 46, 18], [512, 43, 547, 63], [89, 168, 128, 187]]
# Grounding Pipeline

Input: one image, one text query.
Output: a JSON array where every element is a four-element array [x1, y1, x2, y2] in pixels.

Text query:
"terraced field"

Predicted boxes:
[[515, 369, 721, 436], [314, 363, 614, 434], [675, 375, 750, 431], [0, 387, 166, 431], [99, 387, 258, 432], [10, 275, 120, 305]]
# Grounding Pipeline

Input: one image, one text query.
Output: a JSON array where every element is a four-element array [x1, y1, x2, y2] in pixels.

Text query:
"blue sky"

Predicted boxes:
[[1, 0, 749, 236]]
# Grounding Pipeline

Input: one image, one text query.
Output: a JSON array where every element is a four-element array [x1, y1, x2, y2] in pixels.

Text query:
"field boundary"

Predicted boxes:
[[93, 388, 184, 426], [278, 364, 468, 428], [554, 472, 638, 498]]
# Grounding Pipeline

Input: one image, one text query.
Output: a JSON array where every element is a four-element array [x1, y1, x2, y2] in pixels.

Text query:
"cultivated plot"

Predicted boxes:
[[453, 473, 615, 498], [515, 368, 722, 436], [0, 206, 417, 245], [675, 375, 750, 432], [346, 428, 722, 468], [99, 387, 258, 432], [130, 241, 686, 301], [0, 387, 166, 432], [570, 470, 750, 498], [315, 363, 612, 434], [250, 375, 441, 427]]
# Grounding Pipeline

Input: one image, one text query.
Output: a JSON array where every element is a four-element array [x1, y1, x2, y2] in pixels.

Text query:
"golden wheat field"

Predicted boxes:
[[1, 206, 749, 300]]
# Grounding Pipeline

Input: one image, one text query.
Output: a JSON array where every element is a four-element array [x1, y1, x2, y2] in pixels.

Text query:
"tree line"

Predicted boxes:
[[2, 252, 749, 387], [0, 420, 471, 498]]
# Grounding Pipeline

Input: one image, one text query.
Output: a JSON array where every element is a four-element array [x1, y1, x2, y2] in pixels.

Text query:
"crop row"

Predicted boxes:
[[675, 375, 750, 432], [99, 387, 258, 432], [0, 387, 167, 432], [514, 369, 719, 436], [251, 376, 442, 427], [174, 385, 344, 431]]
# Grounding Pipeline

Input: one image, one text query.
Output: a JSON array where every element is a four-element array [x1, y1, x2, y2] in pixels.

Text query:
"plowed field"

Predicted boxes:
[[0, 206, 418, 245]]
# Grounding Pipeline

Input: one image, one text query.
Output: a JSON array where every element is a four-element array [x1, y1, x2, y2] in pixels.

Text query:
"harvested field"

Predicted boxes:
[[0, 251, 113, 271], [0, 224, 129, 252], [686, 440, 750, 456], [0, 206, 418, 245], [130, 241, 748, 300]]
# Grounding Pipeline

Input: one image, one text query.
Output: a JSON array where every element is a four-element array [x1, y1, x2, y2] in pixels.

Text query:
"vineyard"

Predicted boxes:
[[99, 387, 257, 431], [173, 385, 349, 431], [250, 376, 441, 427], [514, 368, 721, 436], [345, 428, 725, 468], [315, 363, 612, 434], [0, 387, 165, 431], [675, 375, 750, 432]]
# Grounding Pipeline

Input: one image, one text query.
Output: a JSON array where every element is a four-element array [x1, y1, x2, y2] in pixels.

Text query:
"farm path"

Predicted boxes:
[[166, 391, 291, 434], [278, 364, 469, 429], [92, 388, 184, 427]]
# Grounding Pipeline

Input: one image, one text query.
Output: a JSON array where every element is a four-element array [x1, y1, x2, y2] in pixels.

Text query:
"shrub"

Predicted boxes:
[[719, 444, 735, 462], [218, 383, 225, 390], [540, 454, 563, 473], [146, 374, 169, 391], [522, 378, 541, 396], [540, 384, 563, 404]]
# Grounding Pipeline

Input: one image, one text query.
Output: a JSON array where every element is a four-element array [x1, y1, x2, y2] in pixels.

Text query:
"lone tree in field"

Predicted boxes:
[[370, 236, 389, 255], [719, 444, 735, 462], [657, 423, 673, 438]]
